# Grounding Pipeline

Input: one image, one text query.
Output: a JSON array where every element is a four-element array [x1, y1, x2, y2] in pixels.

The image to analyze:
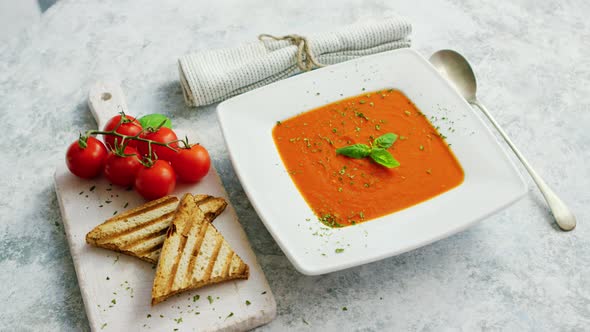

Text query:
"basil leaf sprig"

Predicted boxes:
[[369, 148, 400, 168], [335, 133, 400, 168], [138, 114, 172, 129], [334, 144, 371, 158], [374, 133, 397, 149]]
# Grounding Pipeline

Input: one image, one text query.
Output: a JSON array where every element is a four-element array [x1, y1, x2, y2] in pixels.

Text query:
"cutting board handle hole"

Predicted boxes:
[[101, 92, 112, 101]]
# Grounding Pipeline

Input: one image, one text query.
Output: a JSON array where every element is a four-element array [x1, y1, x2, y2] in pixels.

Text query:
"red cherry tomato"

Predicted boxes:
[[103, 114, 143, 149], [66, 137, 108, 179], [104, 146, 142, 186], [134, 160, 176, 200], [137, 127, 178, 161], [172, 144, 211, 183]]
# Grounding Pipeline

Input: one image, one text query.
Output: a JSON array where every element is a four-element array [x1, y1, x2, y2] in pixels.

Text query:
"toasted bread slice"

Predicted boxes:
[[151, 194, 249, 305], [86, 195, 227, 264]]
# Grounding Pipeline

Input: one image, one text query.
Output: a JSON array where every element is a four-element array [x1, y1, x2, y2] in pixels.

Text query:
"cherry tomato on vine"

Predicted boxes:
[[104, 146, 142, 186], [66, 136, 108, 179], [103, 114, 143, 149], [134, 160, 176, 200], [172, 144, 211, 183], [137, 127, 179, 161]]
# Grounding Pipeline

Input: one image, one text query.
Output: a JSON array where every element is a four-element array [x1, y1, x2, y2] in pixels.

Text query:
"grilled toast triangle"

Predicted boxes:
[[151, 194, 249, 305], [86, 195, 227, 264]]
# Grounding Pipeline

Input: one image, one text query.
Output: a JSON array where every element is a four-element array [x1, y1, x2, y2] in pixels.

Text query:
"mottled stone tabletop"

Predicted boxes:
[[1, 0, 588, 331]]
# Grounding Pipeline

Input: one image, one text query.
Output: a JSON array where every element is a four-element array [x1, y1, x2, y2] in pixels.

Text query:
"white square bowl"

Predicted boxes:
[[217, 48, 527, 275]]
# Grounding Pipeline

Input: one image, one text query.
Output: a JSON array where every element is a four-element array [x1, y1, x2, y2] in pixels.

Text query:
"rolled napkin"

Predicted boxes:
[[178, 17, 412, 107]]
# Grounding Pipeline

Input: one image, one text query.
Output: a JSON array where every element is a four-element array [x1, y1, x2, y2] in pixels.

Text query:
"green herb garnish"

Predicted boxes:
[[319, 214, 343, 227], [335, 144, 371, 159], [335, 133, 400, 168], [370, 149, 400, 168], [207, 295, 214, 304], [139, 114, 172, 129], [373, 133, 397, 149], [339, 166, 348, 175], [335, 248, 344, 253], [246, 300, 251, 305], [355, 111, 369, 120]]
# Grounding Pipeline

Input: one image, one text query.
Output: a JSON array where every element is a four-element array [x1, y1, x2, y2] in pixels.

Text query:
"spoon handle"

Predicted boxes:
[[470, 100, 576, 231]]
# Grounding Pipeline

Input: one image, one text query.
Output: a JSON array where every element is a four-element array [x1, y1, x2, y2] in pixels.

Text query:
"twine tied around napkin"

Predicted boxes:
[[178, 17, 412, 107], [258, 34, 325, 72]]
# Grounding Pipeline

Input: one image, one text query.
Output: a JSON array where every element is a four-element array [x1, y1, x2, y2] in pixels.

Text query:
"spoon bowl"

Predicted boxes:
[[429, 49, 576, 231], [430, 50, 477, 102]]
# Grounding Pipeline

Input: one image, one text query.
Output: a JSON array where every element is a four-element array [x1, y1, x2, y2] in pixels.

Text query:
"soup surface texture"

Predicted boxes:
[[272, 90, 464, 227]]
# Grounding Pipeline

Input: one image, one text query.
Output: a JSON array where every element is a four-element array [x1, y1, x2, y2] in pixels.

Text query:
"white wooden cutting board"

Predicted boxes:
[[53, 82, 276, 332]]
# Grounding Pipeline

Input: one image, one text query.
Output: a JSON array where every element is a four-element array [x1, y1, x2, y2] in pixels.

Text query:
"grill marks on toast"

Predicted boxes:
[[115, 213, 174, 248], [114, 196, 179, 220], [220, 249, 234, 278], [128, 228, 168, 256], [151, 194, 249, 305], [85, 195, 227, 264], [87, 196, 179, 242], [200, 231, 223, 283], [166, 202, 196, 294], [185, 218, 210, 283]]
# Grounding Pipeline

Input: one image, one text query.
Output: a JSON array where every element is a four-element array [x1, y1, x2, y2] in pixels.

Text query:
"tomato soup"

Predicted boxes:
[[272, 90, 464, 227]]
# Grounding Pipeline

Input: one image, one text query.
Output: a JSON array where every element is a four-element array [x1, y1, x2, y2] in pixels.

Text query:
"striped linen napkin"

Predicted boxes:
[[178, 17, 412, 107]]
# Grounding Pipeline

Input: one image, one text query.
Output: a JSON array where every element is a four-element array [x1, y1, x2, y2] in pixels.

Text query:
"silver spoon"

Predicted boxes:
[[429, 49, 576, 231]]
